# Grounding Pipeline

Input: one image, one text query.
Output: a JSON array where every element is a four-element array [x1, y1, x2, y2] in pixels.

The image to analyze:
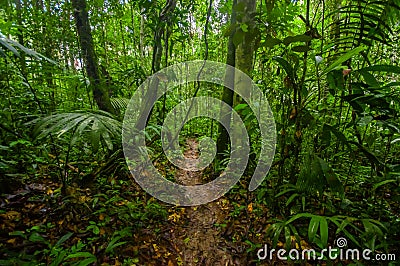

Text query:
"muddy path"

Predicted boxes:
[[169, 138, 235, 265]]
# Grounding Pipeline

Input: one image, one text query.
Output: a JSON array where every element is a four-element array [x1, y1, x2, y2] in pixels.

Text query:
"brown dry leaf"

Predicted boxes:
[[1, 211, 21, 221], [167, 260, 175, 266], [113, 258, 121, 266], [99, 213, 105, 221], [100, 227, 106, 235], [25, 203, 35, 209]]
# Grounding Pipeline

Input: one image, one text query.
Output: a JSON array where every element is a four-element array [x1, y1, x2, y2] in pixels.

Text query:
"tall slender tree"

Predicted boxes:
[[72, 0, 114, 114], [217, 0, 237, 160]]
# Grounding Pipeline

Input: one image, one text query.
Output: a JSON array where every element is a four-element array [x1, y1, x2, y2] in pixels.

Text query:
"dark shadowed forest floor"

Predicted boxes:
[[0, 139, 298, 265]]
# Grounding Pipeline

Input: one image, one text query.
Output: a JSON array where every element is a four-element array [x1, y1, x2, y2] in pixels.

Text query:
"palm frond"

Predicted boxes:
[[28, 110, 122, 152], [328, 0, 400, 54], [110, 97, 130, 113], [0, 34, 56, 64]]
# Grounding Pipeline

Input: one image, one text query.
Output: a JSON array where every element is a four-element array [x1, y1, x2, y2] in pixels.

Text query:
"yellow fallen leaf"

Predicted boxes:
[[168, 213, 180, 222], [7, 238, 16, 244], [152, 243, 159, 252], [1, 211, 21, 221], [247, 203, 253, 213], [46, 188, 53, 195]]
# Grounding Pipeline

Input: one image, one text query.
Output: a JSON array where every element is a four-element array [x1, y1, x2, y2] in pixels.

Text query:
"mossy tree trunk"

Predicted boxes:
[[217, 0, 237, 160], [72, 0, 115, 114]]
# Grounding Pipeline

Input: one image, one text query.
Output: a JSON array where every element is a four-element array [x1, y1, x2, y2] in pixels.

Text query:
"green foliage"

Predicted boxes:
[[1, 0, 400, 264], [267, 213, 387, 254], [29, 110, 122, 152], [297, 154, 344, 197]]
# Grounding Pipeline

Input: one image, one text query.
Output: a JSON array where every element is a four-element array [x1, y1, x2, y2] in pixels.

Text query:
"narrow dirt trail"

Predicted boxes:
[[171, 138, 235, 265]]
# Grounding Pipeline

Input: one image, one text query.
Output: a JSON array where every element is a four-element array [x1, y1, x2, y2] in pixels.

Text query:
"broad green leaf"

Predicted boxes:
[[288, 224, 301, 244], [362, 219, 384, 237], [65, 252, 95, 259], [273, 56, 294, 80], [323, 124, 350, 149], [359, 65, 400, 74], [286, 213, 314, 225], [323, 46, 366, 75], [284, 226, 291, 250], [359, 70, 379, 87], [106, 235, 127, 253], [263, 36, 282, 48], [91, 120, 100, 153], [50, 250, 67, 266], [285, 193, 298, 206], [275, 187, 296, 198], [54, 232, 73, 247], [106, 239, 127, 253], [372, 179, 397, 191], [0, 38, 20, 57], [233, 30, 244, 47], [234, 103, 248, 111], [29, 232, 47, 244], [77, 257, 97, 266], [391, 138, 400, 144], [283, 34, 312, 46], [292, 45, 312, 52], [272, 224, 283, 247], [318, 157, 344, 197], [308, 216, 320, 242], [319, 217, 329, 248], [71, 118, 93, 146]]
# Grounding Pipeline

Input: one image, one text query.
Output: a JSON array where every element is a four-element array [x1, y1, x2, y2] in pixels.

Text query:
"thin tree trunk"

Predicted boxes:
[[15, 0, 26, 75], [72, 0, 114, 114], [217, 0, 237, 160], [139, 10, 145, 58]]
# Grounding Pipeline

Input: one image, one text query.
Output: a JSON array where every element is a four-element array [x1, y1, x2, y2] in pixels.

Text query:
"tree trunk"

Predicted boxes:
[[234, 0, 256, 103], [15, 0, 26, 75], [217, 0, 256, 160], [139, 10, 145, 58], [72, 0, 114, 114], [137, 0, 176, 127], [217, 0, 237, 160]]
